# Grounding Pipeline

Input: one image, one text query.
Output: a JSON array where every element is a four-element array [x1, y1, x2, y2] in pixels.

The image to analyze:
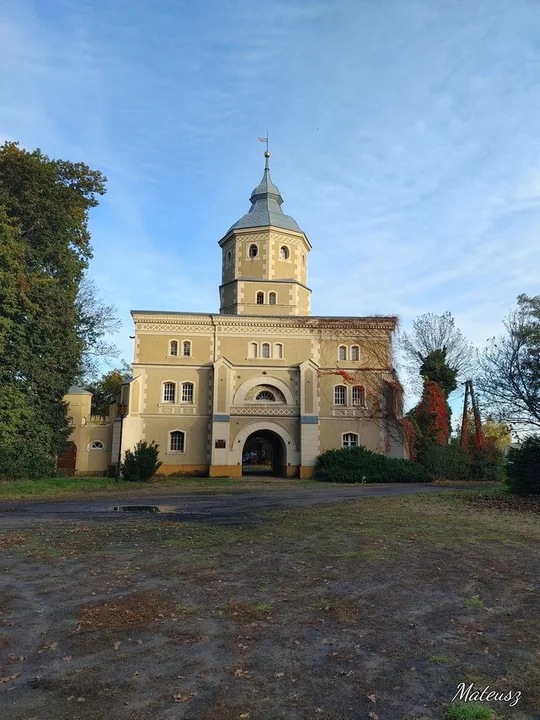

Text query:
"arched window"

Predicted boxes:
[[338, 345, 347, 361], [352, 386, 365, 406], [280, 245, 290, 260], [256, 390, 275, 401], [89, 440, 104, 450], [351, 345, 359, 361], [334, 385, 347, 406], [226, 250, 232, 266], [183, 340, 191, 357], [170, 430, 185, 452], [262, 343, 270, 358], [249, 244, 258, 258], [342, 433, 359, 449], [163, 382, 176, 403], [181, 382, 194, 403], [256, 292, 264, 304], [302, 254, 306, 268], [269, 292, 277, 305], [249, 342, 258, 358], [274, 343, 283, 359], [170, 340, 178, 356]]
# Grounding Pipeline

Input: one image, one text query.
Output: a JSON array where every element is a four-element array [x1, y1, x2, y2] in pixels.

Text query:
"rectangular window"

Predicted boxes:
[[334, 386, 347, 405], [352, 386, 365, 406], [164, 383, 176, 403], [343, 433, 358, 448], [181, 383, 194, 403], [338, 346, 347, 361], [170, 431, 185, 452], [183, 341, 191, 356]]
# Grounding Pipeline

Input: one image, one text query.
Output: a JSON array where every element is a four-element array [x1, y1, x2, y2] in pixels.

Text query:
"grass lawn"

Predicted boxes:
[[0, 491, 538, 719]]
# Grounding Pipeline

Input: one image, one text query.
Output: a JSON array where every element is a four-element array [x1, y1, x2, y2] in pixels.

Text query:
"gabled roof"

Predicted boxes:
[[227, 153, 302, 233]]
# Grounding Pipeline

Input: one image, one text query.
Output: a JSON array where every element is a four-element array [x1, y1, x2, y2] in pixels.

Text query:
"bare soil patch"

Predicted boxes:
[[0, 491, 538, 720]]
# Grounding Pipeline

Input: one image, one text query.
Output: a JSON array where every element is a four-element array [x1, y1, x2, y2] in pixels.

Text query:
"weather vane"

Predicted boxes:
[[258, 133, 269, 154]]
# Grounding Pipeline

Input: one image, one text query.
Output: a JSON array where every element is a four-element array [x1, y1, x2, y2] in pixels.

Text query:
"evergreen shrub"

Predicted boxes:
[[314, 445, 430, 484], [506, 436, 540, 495], [122, 440, 163, 482], [0, 441, 56, 480]]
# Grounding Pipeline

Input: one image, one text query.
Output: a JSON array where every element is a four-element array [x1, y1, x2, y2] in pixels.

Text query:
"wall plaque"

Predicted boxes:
[[215, 439, 226, 449]]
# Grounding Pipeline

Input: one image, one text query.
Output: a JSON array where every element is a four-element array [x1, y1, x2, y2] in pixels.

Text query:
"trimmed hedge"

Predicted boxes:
[[314, 445, 430, 483], [506, 436, 540, 495]]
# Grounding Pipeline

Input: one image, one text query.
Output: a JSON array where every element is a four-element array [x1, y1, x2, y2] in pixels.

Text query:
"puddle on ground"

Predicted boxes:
[[112, 505, 178, 513]]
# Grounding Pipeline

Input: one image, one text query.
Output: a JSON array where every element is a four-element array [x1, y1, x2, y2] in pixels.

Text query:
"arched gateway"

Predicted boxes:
[[234, 422, 299, 478]]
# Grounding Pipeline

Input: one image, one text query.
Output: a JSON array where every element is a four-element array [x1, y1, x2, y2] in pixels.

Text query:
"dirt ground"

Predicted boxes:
[[0, 490, 538, 720]]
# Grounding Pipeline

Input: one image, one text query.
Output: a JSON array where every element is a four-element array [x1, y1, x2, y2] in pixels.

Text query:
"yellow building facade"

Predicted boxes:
[[118, 153, 407, 478]]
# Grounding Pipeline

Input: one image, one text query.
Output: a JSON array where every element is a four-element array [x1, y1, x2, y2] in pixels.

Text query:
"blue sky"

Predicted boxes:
[[1, 0, 539, 407]]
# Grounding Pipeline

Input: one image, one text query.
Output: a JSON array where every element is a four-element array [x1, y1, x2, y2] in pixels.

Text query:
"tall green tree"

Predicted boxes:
[[0, 142, 106, 474], [419, 347, 457, 398], [85, 362, 132, 417]]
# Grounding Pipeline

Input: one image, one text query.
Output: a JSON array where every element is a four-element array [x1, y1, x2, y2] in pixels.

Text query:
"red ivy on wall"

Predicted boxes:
[[414, 379, 450, 446]]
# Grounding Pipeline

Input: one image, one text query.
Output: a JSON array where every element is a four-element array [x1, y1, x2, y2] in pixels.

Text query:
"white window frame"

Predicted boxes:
[[249, 342, 258, 358], [269, 292, 277, 305], [338, 345, 347, 361], [88, 440, 105, 451], [163, 381, 176, 403], [248, 243, 259, 258], [334, 385, 347, 406], [181, 382, 194, 404], [256, 291, 265, 305], [169, 339, 179, 357], [182, 340, 192, 357], [342, 432, 359, 449], [261, 343, 270, 359], [169, 429, 186, 453], [352, 385, 365, 406], [274, 342, 283, 359], [279, 245, 290, 260], [350, 345, 360, 361]]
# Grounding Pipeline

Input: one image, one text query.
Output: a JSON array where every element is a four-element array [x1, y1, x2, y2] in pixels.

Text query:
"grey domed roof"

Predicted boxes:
[[228, 154, 302, 233]]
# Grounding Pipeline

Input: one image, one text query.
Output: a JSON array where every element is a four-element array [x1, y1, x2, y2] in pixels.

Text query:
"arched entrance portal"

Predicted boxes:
[[242, 430, 285, 476]]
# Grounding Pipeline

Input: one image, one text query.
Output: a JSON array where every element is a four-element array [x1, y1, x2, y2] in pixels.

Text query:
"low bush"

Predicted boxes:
[[122, 440, 163, 482], [506, 435, 540, 495], [314, 445, 430, 483], [0, 441, 56, 481]]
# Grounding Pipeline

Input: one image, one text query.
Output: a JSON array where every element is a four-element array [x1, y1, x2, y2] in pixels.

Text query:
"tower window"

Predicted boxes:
[[226, 250, 232, 266], [338, 346, 347, 361], [352, 386, 365, 406], [170, 431, 185, 452], [269, 292, 277, 305], [249, 244, 258, 258], [262, 343, 270, 358], [274, 343, 283, 359], [280, 245, 290, 260], [163, 382, 176, 403], [183, 340, 191, 357], [256, 292, 264, 304], [170, 340, 178, 356], [342, 433, 359, 449], [351, 345, 359, 361], [334, 385, 347, 406], [302, 254, 306, 268], [249, 342, 258, 358]]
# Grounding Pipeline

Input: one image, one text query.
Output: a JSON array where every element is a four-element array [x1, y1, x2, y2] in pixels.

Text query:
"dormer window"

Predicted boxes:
[[249, 244, 258, 258]]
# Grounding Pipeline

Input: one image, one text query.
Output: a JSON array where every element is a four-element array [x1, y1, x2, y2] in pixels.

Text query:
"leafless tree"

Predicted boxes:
[[476, 295, 540, 430]]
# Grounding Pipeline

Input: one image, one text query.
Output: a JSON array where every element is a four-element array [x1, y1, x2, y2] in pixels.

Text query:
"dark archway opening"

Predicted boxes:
[[242, 430, 285, 477]]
